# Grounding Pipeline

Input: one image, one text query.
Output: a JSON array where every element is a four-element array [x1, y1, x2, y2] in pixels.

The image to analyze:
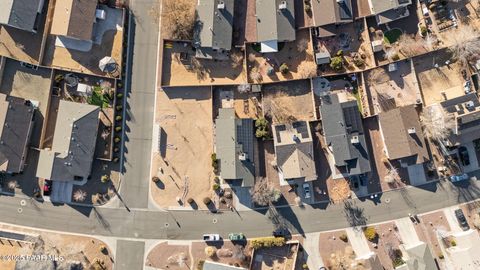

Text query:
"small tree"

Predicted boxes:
[[330, 56, 343, 71], [448, 25, 480, 68], [297, 38, 309, 52], [363, 227, 378, 242], [205, 246, 216, 257], [339, 233, 348, 242], [384, 167, 399, 185], [255, 117, 270, 139], [279, 63, 289, 75], [101, 175, 110, 183], [73, 190, 87, 202], [7, 180, 17, 190]]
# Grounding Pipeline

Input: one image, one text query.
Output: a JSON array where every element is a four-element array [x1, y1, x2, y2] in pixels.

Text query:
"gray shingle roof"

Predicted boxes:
[[378, 105, 428, 164], [0, 0, 43, 32], [404, 242, 437, 270], [194, 0, 235, 51], [215, 108, 255, 187], [273, 121, 317, 181], [256, 0, 296, 43], [311, 0, 353, 27], [441, 93, 480, 144], [0, 94, 34, 173], [368, 0, 411, 14], [36, 101, 99, 181], [320, 93, 370, 175]]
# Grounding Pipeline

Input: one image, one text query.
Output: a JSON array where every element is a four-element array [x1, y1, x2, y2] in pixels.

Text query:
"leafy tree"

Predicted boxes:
[[330, 56, 343, 71]]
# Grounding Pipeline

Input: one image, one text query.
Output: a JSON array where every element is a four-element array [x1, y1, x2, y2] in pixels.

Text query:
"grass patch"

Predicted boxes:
[[352, 87, 363, 115], [88, 86, 110, 108], [383, 29, 402, 44]]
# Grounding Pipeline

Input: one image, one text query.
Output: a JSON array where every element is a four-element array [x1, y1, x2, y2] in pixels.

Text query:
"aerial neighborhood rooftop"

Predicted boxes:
[[1, 0, 480, 269]]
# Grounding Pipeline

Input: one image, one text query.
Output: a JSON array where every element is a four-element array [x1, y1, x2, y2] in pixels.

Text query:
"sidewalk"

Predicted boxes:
[[395, 217, 421, 246]]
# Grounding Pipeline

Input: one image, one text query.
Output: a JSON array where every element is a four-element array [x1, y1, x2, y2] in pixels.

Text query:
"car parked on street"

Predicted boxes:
[[203, 234, 220, 241], [228, 233, 245, 241], [450, 173, 469, 182], [272, 228, 290, 238], [454, 209, 470, 231], [458, 146, 470, 166], [303, 183, 311, 199]]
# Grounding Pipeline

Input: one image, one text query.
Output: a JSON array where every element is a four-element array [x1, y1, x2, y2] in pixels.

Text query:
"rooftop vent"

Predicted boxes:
[[279, 1, 287, 10], [239, 152, 247, 161], [217, 1, 225, 9], [465, 100, 475, 110], [292, 134, 300, 142], [407, 127, 416, 134], [351, 135, 359, 144]]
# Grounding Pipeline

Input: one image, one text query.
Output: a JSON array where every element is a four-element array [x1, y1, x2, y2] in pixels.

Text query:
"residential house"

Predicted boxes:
[[396, 242, 436, 270], [440, 93, 480, 146], [0, 0, 45, 32], [0, 94, 35, 174], [311, 0, 353, 27], [320, 92, 371, 176], [50, 0, 98, 41], [378, 105, 429, 167], [442, 229, 480, 269], [193, 0, 235, 60], [368, 0, 412, 25], [215, 108, 255, 187], [272, 121, 317, 183], [255, 0, 296, 53], [203, 261, 247, 270], [36, 101, 99, 182]]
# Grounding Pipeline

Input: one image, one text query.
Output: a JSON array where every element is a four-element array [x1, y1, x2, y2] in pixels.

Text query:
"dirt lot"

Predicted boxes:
[[262, 80, 315, 124], [162, 42, 247, 86], [415, 211, 451, 259], [365, 61, 422, 114], [0, 224, 113, 270], [213, 85, 262, 119], [366, 222, 404, 270], [246, 29, 316, 83], [146, 242, 191, 269], [414, 50, 466, 106], [191, 241, 251, 268], [250, 243, 299, 270], [150, 87, 214, 208], [319, 230, 353, 268]]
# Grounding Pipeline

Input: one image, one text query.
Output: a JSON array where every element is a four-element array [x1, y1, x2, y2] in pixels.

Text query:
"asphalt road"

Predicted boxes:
[[115, 240, 145, 270], [4, 179, 480, 240], [118, 0, 159, 209]]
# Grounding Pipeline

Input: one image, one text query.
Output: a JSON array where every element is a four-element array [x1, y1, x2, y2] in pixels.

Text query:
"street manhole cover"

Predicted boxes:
[[385, 198, 391, 203], [17, 208, 22, 213], [164, 223, 169, 228], [20, 200, 26, 206], [212, 219, 218, 224]]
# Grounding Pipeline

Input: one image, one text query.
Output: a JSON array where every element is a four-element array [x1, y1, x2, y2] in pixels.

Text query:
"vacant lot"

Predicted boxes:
[[262, 80, 315, 124], [150, 87, 214, 208], [414, 50, 466, 106], [365, 60, 422, 114], [162, 42, 247, 86], [146, 242, 191, 269]]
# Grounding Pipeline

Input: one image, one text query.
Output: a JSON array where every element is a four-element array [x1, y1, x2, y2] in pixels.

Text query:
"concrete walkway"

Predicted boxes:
[[395, 217, 421, 246], [345, 228, 373, 259], [303, 232, 325, 269], [444, 207, 463, 233]]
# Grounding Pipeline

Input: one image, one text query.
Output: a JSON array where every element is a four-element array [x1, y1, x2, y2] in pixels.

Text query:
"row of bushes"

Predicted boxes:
[[250, 237, 286, 249]]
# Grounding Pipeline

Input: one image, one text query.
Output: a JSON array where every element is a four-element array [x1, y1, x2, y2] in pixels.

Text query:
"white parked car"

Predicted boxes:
[[203, 234, 220, 241]]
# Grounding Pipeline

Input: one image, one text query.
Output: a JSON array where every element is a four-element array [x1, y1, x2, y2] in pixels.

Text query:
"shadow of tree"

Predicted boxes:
[[343, 200, 368, 228]]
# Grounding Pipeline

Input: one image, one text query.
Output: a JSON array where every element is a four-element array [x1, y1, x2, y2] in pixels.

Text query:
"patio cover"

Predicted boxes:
[[98, 56, 117, 73], [260, 40, 278, 53]]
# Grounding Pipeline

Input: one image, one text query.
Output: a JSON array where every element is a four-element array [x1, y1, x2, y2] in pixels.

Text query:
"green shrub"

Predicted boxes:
[[117, 93, 123, 99], [114, 137, 121, 143], [392, 257, 405, 268], [391, 53, 400, 61], [438, 253, 444, 259], [116, 105, 123, 111], [196, 260, 205, 270], [330, 56, 343, 71], [336, 50, 343, 56], [353, 57, 365, 67], [339, 233, 348, 242], [450, 240, 457, 246], [279, 63, 289, 74], [363, 227, 378, 242], [212, 183, 220, 190], [152, 176, 160, 183], [304, 4, 311, 12], [302, 263, 309, 269], [211, 153, 218, 170], [115, 126, 122, 132], [115, 115, 122, 121], [255, 118, 270, 139], [251, 237, 286, 249], [420, 25, 427, 36], [101, 175, 110, 183]]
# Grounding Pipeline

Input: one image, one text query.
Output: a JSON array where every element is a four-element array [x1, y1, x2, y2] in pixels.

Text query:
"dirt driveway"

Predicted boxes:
[[150, 86, 214, 208]]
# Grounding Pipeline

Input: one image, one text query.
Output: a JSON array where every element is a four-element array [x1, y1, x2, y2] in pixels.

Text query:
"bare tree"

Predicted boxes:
[[298, 61, 318, 78], [384, 167, 399, 185], [397, 34, 425, 57], [329, 246, 366, 270], [250, 67, 262, 83], [237, 84, 251, 93], [297, 38, 309, 52], [162, 0, 195, 40], [421, 104, 455, 142], [230, 51, 244, 69], [250, 178, 281, 206], [448, 26, 480, 68], [73, 190, 87, 202]]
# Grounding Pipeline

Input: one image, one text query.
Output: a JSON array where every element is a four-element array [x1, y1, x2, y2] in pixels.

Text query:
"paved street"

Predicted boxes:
[[118, 0, 159, 209], [115, 240, 145, 270]]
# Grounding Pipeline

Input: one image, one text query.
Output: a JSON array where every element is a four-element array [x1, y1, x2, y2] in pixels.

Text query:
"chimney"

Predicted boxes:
[[407, 127, 416, 134], [279, 1, 287, 10], [351, 135, 359, 144], [217, 1, 225, 9]]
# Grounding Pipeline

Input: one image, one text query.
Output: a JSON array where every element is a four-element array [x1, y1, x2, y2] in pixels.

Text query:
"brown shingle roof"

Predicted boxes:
[[51, 0, 97, 40], [378, 105, 428, 164]]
